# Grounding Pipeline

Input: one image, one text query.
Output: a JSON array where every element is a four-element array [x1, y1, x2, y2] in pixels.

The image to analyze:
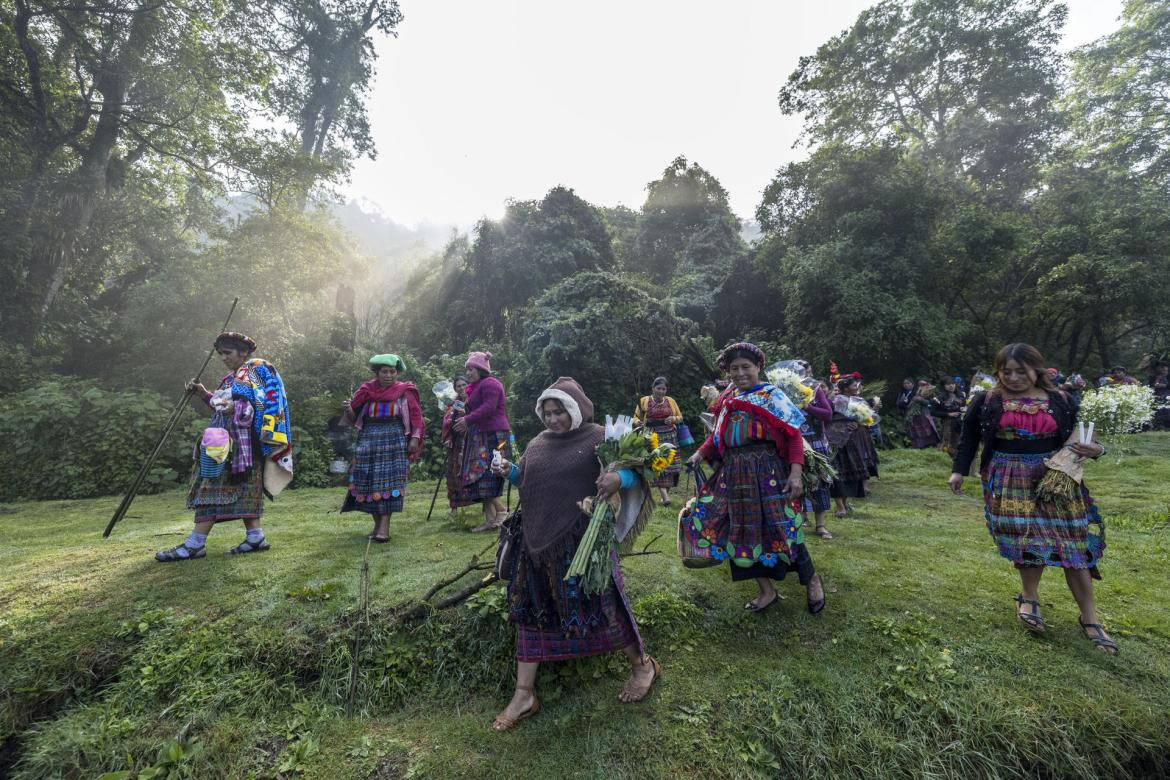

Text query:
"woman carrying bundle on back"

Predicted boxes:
[[441, 376, 472, 514], [633, 377, 683, 506], [948, 343, 1114, 654], [340, 354, 425, 543], [683, 342, 825, 615], [450, 351, 511, 533], [906, 380, 941, 449], [828, 374, 879, 517]]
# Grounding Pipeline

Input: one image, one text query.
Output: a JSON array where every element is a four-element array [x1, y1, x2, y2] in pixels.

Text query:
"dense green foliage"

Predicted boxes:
[[1, 437, 1168, 777]]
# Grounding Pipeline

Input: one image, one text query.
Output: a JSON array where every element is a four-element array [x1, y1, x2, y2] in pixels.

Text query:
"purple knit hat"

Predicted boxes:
[[465, 351, 493, 374]]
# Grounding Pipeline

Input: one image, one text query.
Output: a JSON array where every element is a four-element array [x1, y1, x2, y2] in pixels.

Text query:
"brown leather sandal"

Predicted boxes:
[[619, 656, 661, 703], [490, 686, 540, 731]]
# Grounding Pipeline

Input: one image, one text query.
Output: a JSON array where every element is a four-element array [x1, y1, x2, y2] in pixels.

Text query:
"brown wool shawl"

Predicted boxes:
[[516, 422, 605, 567]]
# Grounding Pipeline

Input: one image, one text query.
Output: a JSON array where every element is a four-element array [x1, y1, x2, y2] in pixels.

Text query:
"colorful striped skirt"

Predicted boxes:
[[802, 435, 832, 513], [647, 420, 681, 488], [188, 464, 264, 523], [681, 443, 809, 575], [982, 448, 1105, 571], [444, 429, 475, 509], [457, 429, 509, 503], [508, 548, 642, 663], [341, 419, 409, 515]]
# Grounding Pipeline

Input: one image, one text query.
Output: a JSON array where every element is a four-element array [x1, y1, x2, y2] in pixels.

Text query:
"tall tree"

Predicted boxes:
[[1065, 0, 1170, 186], [778, 0, 1067, 197]]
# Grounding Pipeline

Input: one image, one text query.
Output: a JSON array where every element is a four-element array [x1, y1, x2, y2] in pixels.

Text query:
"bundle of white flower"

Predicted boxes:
[[1036, 384, 1154, 509], [1077, 384, 1156, 435]]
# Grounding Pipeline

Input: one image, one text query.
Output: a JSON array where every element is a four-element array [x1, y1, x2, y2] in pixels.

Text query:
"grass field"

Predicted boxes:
[[2, 435, 1169, 779]]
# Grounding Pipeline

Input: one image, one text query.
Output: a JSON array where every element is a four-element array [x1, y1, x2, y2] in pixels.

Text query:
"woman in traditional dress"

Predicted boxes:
[[932, 377, 965, 456], [949, 343, 1115, 653], [340, 354, 425, 542], [451, 351, 511, 532], [789, 360, 835, 539], [684, 342, 825, 614], [489, 377, 660, 731], [156, 332, 293, 561], [441, 376, 471, 512], [906, 380, 941, 449], [829, 376, 879, 517], [633, 376, 683, 506]]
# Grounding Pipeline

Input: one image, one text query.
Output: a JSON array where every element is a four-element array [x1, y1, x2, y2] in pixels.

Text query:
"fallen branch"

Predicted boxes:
[[621, 532, 664, 558], [392, 541, 499, 623]]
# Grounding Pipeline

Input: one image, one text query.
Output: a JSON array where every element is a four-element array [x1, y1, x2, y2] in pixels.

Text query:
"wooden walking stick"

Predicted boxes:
[[425, 448, 450, 522], [102, 298, 239, 538]]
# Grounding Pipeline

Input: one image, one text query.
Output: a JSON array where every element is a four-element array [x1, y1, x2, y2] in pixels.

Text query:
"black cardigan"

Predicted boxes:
[[951, 390, 1079, 475]]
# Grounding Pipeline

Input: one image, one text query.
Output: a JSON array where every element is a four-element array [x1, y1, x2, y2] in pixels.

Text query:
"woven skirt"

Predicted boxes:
[[509, 548, 642, 663], [458, 429, 508, 502], [341, 419, 409, 515], [648, 421, 681, 488], [830, 427, 877, 498], [982, 449, 1105, 571], [681, 443, 810, 576], [188, 466, 264, 523], [802, 435, 832, 513], [908, 413, 940, 449]]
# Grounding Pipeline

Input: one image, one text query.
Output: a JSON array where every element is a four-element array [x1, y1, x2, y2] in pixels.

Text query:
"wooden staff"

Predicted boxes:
[[102, 298, 239, 538]]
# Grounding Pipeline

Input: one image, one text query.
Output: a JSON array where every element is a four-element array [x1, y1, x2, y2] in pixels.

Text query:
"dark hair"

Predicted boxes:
[[991, 343, 1054, 395], [720, 348, 763, 370], [453, 376, 468, 387], [651, 376, 668, 389], [214, 336, 255, 354], [540, 398, 566, 415], [472, 367, 490, 380], [836, 377, 861, 393]]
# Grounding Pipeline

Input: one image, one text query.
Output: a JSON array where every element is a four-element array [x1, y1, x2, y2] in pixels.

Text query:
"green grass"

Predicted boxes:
[[2, 434, 1169, 779]]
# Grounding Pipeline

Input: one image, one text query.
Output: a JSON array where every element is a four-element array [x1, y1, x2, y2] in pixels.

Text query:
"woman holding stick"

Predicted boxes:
[[340, 354, 425, 542], [156, 332, 292, 561], [488, 377, 659, 731], [451, 351, 511, 532], [948, 343, 1114, 653]]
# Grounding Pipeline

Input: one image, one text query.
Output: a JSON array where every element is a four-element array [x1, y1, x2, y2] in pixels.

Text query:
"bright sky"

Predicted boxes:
[[345, 0, 1125, 228]]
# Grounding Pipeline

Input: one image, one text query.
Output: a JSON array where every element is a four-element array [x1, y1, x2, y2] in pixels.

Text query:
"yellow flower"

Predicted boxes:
[[649, 432, 660, 449], [650, 456, 670, 473]]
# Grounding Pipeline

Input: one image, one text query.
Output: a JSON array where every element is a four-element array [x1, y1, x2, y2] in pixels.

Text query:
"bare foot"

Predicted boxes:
[[618, 657, 659, 702]]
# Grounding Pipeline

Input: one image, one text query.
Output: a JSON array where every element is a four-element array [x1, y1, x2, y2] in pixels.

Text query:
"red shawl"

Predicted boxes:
[[348, 380, 427, 460]]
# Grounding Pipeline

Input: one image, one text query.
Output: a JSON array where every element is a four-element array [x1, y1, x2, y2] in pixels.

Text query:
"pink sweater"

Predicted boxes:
[[463, 376, 510, 433]]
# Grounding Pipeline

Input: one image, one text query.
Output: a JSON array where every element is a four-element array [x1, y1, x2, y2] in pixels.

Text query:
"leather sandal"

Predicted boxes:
[[1078, 617, 1118, 655], [491, 686, 540, 731], [1014, 595, 1045, 632], [815, 526, 833, 539], [619, 656, 661, 703]]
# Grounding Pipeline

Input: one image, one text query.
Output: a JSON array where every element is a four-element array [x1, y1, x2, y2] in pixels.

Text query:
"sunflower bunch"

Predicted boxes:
[[566, 420, 677, 594]]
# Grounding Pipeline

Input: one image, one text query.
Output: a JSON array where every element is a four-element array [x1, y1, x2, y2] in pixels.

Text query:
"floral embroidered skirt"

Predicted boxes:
[[341, 419, 408, 515], [681, 443, 812, 580], [457, 429, 509, 502], [647, 420, 681, 487], [982, 449, 1105, 572], [507, 545, 642, 663]]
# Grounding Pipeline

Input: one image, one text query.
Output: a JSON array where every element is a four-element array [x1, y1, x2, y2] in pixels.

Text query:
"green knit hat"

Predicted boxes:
[[369, 354, 406, 371]]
